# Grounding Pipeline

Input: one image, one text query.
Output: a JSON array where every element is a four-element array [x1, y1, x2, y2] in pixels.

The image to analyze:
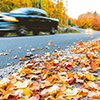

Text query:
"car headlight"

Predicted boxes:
[[3, 16, 19, 22], [90, 29, 92, 32], [86, 30, 88, 32]]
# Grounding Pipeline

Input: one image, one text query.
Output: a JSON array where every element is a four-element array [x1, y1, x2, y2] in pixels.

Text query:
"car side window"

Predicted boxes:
[[29, 10, 46, 17], [29, 11, 38, 15]]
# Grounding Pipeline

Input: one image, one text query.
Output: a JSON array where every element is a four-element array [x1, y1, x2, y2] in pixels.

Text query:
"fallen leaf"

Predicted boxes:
[[18, 47, 22, 49], [30, 81, 40, 90], [85, 74, 95, 81], [19, 58, 26, 61], [31, 93, 40, 100], [23, 89, 32, 97], [8, 95, 18, 100], [64, 64, 73, 70], [4, 53, 9, 55], [49, 40, 53, 43], [14, 55, 18, 59], [90, 64, 97, 70], [31, 48, 35, 51], [35, 54, 41, 57], [52, 44, 57, 46], [97, 77, 100, 81], [14, 80, 28, 88], [65, 88, 78, 96], [88, 82, 98, 89], [7, 63, 11, 66]]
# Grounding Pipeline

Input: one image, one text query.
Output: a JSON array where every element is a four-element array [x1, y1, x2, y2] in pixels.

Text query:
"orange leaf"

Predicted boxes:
[[49, 40, 53, 43], [68, 71, 74, 78], [44, 64, 51, 69], [90, 64, 97, 70], [19, 58, 26, 61]]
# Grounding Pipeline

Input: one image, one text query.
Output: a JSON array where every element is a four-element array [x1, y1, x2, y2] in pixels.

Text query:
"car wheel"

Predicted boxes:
[[17, 26, 28, 36], [33, 30, 39, 35], [50, 27, 56, 35]]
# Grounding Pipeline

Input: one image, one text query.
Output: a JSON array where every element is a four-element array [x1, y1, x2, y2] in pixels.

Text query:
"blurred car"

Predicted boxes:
[[0, 7, 59, 36], [86, 28, 93, 33]]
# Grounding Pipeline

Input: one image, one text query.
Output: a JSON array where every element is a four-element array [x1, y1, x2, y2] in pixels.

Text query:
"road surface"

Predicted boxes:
[[0, 29, 100, 68]]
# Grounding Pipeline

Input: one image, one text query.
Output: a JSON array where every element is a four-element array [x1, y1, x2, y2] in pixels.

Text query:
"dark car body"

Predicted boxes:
[[0, 7, 59, 36]]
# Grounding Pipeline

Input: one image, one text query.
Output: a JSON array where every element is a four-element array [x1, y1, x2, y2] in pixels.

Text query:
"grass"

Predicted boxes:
[[58, 24, 70, 28], [4, 31, 49, 36], [58, 28, 80, 34], [5, 32, 16, 36], [70, 30, 80, 33]]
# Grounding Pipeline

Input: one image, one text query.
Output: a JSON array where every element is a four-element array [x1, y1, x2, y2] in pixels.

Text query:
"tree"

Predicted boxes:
[[77, 11, 100, 30], [77, 12, 94, 29]]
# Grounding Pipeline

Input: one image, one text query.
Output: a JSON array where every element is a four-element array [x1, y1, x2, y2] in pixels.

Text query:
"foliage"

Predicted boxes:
[[55, 0, 68, 24], [68, 18, 77, 26], [0, 0, 68, 25], [76, 11, 100, 30]]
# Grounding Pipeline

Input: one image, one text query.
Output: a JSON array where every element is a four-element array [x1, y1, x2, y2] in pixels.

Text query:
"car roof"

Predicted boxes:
[[12, 7, 47, 15]]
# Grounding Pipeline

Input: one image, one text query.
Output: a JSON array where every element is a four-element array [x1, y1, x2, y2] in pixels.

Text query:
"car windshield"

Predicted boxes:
[[10, 8, 29, 14]]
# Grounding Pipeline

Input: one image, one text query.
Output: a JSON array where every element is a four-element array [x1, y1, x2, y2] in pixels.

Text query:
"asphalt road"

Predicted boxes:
[[0, 29, 100, 68]]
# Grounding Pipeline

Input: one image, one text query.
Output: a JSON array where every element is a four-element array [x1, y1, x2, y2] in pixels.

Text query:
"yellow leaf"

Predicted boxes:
[[85, 74, 95, 81], [18, 96, 28, 100], [23, 89, 32, 97], [97, 77, 100, 81]]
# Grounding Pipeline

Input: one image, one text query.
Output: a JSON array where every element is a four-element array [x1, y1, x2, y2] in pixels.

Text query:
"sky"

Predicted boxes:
[[65, 0, 100, 19]]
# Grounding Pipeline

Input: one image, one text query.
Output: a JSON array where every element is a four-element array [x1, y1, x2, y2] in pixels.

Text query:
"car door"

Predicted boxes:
[[31, 16, 49, 30], [28, 11, 41, 30], [40, 17, 48, 30]]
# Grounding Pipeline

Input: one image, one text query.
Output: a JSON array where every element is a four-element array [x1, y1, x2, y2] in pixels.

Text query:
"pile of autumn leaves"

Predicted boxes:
[[0, 40, 100, 100]]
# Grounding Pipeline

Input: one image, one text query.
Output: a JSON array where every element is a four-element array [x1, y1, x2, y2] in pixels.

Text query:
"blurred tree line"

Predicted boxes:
[[76, 11, 100, 30], [66, 11, 100, 31], [0, 0, 68, 25], [68, 18, 77, 26]]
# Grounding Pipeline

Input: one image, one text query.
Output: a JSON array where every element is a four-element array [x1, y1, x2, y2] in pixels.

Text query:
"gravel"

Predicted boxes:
[[0, 64, 25, 79]]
